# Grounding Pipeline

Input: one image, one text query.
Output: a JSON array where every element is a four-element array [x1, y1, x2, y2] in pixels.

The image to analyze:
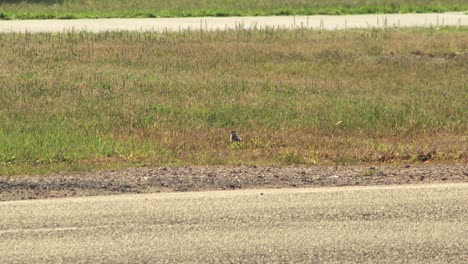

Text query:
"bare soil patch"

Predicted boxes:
[[1, 164, 466, 201]]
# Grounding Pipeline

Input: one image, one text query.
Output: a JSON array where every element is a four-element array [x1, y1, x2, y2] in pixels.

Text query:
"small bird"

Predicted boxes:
[[230, 131, 242, 142]]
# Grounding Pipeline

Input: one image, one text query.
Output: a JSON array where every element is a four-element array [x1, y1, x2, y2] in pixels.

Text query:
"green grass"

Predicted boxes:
[[0, 28, 467, 175], [0, 0, 467, 19]]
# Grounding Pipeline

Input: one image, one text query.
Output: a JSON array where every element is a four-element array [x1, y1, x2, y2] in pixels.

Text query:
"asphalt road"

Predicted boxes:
[[0, 13, 467, 33], [1, 183, 467, 262]]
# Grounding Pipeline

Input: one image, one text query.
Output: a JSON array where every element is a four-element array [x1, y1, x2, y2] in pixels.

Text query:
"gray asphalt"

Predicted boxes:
[[1, 183, 467, 262], [0, 13, 467, 33]]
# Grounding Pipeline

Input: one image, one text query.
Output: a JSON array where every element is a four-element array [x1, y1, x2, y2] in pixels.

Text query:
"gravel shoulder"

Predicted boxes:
[[1, 164, 466, 201]]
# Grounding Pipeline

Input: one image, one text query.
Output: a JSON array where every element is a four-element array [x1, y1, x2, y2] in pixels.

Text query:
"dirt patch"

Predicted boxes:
[[0, 164, 466, 201]]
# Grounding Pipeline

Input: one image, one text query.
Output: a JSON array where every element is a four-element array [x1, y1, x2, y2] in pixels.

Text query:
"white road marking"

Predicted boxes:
[[0, 226, 83, 234], [0, 225, 116, 234]]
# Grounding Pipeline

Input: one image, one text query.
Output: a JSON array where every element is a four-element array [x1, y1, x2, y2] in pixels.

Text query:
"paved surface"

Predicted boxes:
[[1, 183, 467, 262], [0, 13, 467, 33]]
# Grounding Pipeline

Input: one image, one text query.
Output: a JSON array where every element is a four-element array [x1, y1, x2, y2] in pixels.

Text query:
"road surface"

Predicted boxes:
[[1, 183, 467, 262], [0, 13, 467, 33]]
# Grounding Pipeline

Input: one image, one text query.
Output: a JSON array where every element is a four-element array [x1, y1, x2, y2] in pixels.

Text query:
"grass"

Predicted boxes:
[[1, 183, 467, 262], [0, 27, 467, 175], [0, 0, 468, 19]]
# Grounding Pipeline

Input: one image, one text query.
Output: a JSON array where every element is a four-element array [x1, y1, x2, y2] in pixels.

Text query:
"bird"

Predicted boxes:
[[230, 131, 241, 142]]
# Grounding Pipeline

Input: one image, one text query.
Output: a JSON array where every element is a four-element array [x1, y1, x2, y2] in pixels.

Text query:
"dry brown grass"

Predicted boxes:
[[0, 28, 467, 175]]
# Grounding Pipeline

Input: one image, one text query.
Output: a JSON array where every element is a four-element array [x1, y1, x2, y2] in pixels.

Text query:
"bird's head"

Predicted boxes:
[[231, 131, 237, 135]]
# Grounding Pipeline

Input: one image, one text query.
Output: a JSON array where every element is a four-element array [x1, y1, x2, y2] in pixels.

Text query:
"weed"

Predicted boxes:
[[279, 150, 303, 165], [0, 1, 468, 19], [0, 28, 466, 175]]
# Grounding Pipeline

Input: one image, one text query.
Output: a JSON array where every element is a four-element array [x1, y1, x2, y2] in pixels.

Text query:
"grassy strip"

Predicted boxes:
[[0, 0, 468, 19], [0, 28, 467, 175]]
